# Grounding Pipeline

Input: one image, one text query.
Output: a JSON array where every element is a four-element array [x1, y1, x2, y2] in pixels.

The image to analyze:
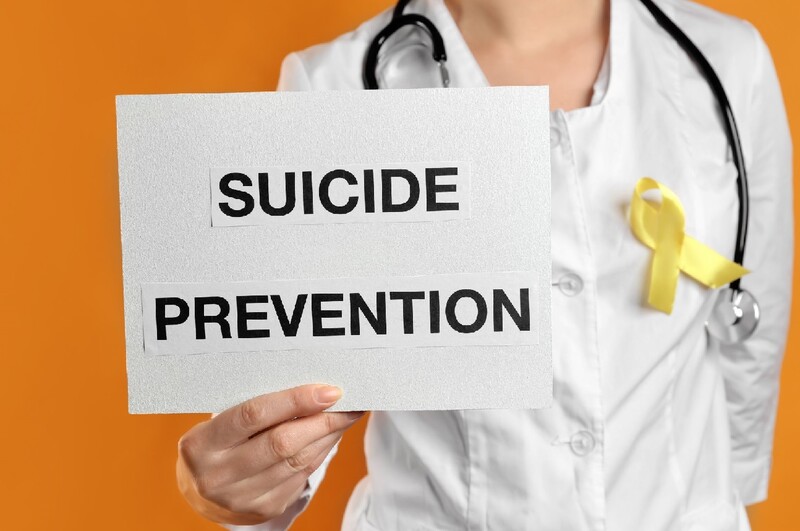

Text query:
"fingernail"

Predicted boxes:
[[346, 411, 366, 420], [313, 385, 343, 404]]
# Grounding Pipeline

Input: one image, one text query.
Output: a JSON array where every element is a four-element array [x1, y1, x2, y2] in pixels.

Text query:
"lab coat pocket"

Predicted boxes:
[[685, 158, 739, 261], [675, 157, 739, 312], [679, 499, 748, 531]]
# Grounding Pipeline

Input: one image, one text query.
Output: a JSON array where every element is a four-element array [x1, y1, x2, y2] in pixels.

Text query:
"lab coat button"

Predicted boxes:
[[569, 431, 596, 456], [558, 273, 584, 296]]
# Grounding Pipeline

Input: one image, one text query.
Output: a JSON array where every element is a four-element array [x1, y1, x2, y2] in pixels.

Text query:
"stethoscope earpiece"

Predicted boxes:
[[363, 10, 449, 90]]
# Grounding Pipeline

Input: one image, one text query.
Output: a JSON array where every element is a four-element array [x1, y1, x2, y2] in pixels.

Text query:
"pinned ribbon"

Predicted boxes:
[[629, 177, 749, 314]]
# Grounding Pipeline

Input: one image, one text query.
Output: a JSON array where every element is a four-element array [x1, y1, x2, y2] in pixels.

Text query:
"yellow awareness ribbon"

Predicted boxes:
[[629, 177, 749, 314]]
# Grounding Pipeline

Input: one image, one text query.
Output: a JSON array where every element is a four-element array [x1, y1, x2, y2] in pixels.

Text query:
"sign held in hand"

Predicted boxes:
[[117, 87, 552, 413]]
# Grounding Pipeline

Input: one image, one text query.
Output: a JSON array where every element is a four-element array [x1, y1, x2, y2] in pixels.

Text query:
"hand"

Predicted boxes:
[[176, 384, 364, 525]]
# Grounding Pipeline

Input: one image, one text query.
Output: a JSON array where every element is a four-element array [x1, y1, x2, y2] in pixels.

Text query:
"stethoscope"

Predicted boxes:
[[363, 0, 759, 344]]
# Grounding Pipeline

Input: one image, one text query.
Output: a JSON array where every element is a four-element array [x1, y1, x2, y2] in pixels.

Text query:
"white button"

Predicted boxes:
[[550, 125, 562, 148], [569, 431, 596, 456], [557, 273, 584, 296]]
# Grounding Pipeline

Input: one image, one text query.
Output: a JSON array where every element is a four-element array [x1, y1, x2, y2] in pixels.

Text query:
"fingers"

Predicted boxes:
[[205, 384, 343, 449], [175, 384, 365, 526], [218, 412, 362, 482], [194, 436, 339, 522]]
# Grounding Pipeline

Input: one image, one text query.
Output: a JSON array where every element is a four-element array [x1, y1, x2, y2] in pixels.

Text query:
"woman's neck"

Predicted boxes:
[[443, 0, 607, 53], [441, 0, 611, 111]]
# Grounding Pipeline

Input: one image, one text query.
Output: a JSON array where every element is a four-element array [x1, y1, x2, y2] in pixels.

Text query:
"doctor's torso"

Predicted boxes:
[[267, 0, 793, 529]]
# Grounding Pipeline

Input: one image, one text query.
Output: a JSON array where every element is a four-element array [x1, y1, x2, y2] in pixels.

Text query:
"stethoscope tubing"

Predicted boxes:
[[638, 0, 749, 293], [363, 0, 758, 342], [363, 0, 750, 293]]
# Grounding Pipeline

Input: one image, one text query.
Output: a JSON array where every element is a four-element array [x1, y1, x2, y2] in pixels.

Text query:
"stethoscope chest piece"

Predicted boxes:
[[705, 288, 760, 344]]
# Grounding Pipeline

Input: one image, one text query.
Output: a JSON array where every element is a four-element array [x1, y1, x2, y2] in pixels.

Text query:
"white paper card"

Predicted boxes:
[[117, 86, 552, 413]]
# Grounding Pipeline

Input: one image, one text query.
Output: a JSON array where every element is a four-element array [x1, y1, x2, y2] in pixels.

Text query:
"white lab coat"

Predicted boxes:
[[225, 0, 793, 529]]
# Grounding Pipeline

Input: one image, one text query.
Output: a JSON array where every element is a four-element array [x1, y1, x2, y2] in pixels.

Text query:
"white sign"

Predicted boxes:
[[117, 86, 552, 413]]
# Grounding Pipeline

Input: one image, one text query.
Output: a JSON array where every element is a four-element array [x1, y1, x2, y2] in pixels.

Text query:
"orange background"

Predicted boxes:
[[0, 1, 796, 529]]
